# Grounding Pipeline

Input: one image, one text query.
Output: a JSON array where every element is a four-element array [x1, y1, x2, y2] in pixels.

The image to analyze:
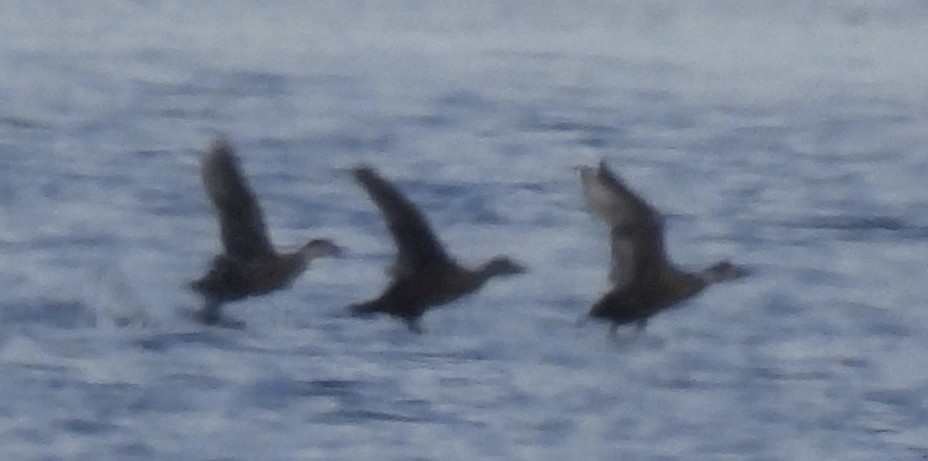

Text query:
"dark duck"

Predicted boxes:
[[579, 161, 748, 336], [349, 166, 525, 333], [190, 137, 342, 326]]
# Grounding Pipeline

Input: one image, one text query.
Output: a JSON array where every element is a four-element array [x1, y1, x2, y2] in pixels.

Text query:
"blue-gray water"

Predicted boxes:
[[2, 2, 928, 460]]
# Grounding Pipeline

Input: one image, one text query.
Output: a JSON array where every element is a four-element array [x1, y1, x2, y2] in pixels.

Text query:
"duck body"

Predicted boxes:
[[352, 265, 473, 325], [588, 267, 706, 329], [191, 253, 307, 303], [350, 258, 512, 328]]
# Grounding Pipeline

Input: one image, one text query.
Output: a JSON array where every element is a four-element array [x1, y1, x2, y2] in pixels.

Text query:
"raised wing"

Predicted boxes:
[[580, 160, 668, 288], [354, 165, 455, 276], [201, 137, 275, 259]]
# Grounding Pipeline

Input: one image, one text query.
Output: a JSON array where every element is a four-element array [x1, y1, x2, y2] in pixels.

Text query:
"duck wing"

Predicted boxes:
[[354, 166, 455, 276], [580, 160, 669, 289], [201, 137, 275, 259]]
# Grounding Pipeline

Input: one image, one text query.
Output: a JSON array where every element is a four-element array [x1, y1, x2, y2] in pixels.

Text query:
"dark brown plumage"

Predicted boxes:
[[349, 165, 525, 333], [190, 137, 342, 326], [580, 160, 747, 335]]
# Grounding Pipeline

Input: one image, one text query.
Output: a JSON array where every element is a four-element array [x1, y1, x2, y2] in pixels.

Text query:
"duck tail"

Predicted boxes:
[[188, 278, 205, 293]]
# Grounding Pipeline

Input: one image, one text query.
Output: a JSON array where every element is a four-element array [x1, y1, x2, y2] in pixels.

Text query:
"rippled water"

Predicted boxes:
[[2, 1, 928, 460]]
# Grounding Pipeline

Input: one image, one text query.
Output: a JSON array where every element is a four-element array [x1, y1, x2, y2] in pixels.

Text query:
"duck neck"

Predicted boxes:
[[281, 251, 310, 275], [697, 267, 732, 287], [672, 268, 710, 298], [469, 263, 501, 288]]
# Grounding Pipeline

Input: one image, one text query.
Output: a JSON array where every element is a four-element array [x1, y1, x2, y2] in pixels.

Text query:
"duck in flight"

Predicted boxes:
[[579, 160, 748, 336], [349, 166, 525, 333], [190, 137, 342, 326]]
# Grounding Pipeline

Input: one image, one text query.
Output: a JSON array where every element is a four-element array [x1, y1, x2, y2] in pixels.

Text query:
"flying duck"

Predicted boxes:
[[579, 160, 747, 336], [190, 137, 342, 326], [349, 165, 525, 333]]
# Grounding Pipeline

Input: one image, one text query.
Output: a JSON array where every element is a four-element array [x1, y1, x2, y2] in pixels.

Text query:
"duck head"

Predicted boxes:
[[300, 238, 344, 260], [701, 260, 749, 284], [479, 256, 527, 278]]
